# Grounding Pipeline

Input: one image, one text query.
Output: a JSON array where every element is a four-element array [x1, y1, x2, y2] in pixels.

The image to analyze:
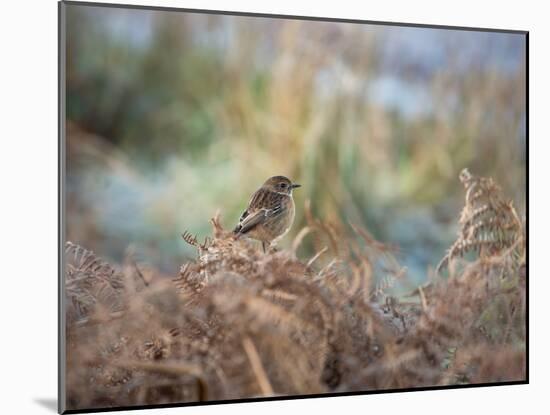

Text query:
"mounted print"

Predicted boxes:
[[59, 1, 528, 413]]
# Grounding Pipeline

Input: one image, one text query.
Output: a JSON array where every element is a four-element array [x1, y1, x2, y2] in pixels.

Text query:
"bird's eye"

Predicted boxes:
[[280, 183, 287, 189]]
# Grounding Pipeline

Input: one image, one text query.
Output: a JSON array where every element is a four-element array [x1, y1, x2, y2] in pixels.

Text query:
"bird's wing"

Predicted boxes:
[[233, 206, 251, 233], [237, 204, 284, 234], [235, 188, 285, 234], [233, 190, 259, 233], [238, 209, 248, 224], [234, 187, 286, 235], [236, 209, 269, 234]]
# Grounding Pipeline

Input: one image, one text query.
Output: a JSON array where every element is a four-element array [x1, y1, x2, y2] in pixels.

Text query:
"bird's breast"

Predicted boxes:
[[273, 196, 295, 237]]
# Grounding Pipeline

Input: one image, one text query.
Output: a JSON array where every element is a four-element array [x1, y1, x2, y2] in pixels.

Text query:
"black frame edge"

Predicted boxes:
[[524, 31, 529, 384]]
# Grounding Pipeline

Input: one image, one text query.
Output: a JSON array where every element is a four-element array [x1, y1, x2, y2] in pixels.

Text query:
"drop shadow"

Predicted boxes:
[[34, 398, 57, 412]]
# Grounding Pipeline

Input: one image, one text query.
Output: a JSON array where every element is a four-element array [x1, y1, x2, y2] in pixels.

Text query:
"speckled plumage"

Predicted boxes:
[[233, 176, 300, 251]]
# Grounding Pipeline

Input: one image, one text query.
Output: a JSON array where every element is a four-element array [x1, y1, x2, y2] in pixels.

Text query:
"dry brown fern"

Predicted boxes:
[[437, 168, 523, 273], [64, 190, 526, 410], [65, 241, 125, 324]]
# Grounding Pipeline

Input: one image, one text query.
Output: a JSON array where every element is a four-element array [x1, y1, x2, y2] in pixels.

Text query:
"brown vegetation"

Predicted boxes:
[[64, 170, 526, 411]]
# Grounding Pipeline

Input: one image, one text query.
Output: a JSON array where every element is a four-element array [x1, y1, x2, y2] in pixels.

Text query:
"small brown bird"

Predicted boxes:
[[233, 176, 301, 252]]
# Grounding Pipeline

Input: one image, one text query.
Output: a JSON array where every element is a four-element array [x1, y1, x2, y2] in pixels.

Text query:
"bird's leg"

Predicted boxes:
[[262, 241, 267, 253]]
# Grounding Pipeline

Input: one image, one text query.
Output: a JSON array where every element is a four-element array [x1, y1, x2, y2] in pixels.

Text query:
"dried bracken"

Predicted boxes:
[[437, 168, 524, 273], [65, 242, 125, 325], [64, 170, 526, 411]]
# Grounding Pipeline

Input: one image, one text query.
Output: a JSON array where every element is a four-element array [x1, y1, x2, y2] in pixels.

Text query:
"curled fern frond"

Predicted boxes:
[[437, 168, 523, 273]]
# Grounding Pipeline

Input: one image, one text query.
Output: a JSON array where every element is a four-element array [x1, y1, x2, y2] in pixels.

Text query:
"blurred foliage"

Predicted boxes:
[[65, 5, 526, 280]]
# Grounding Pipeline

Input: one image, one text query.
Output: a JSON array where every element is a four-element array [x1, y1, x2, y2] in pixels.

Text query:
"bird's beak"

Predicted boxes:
[[291, 183, 301, 189]]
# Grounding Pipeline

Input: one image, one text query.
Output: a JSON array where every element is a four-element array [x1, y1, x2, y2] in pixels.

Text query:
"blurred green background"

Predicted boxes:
[[65, 4, 526, 282]]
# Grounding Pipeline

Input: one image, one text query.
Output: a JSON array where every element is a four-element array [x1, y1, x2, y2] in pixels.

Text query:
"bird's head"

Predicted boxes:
[[263, 176, 301, 195]]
